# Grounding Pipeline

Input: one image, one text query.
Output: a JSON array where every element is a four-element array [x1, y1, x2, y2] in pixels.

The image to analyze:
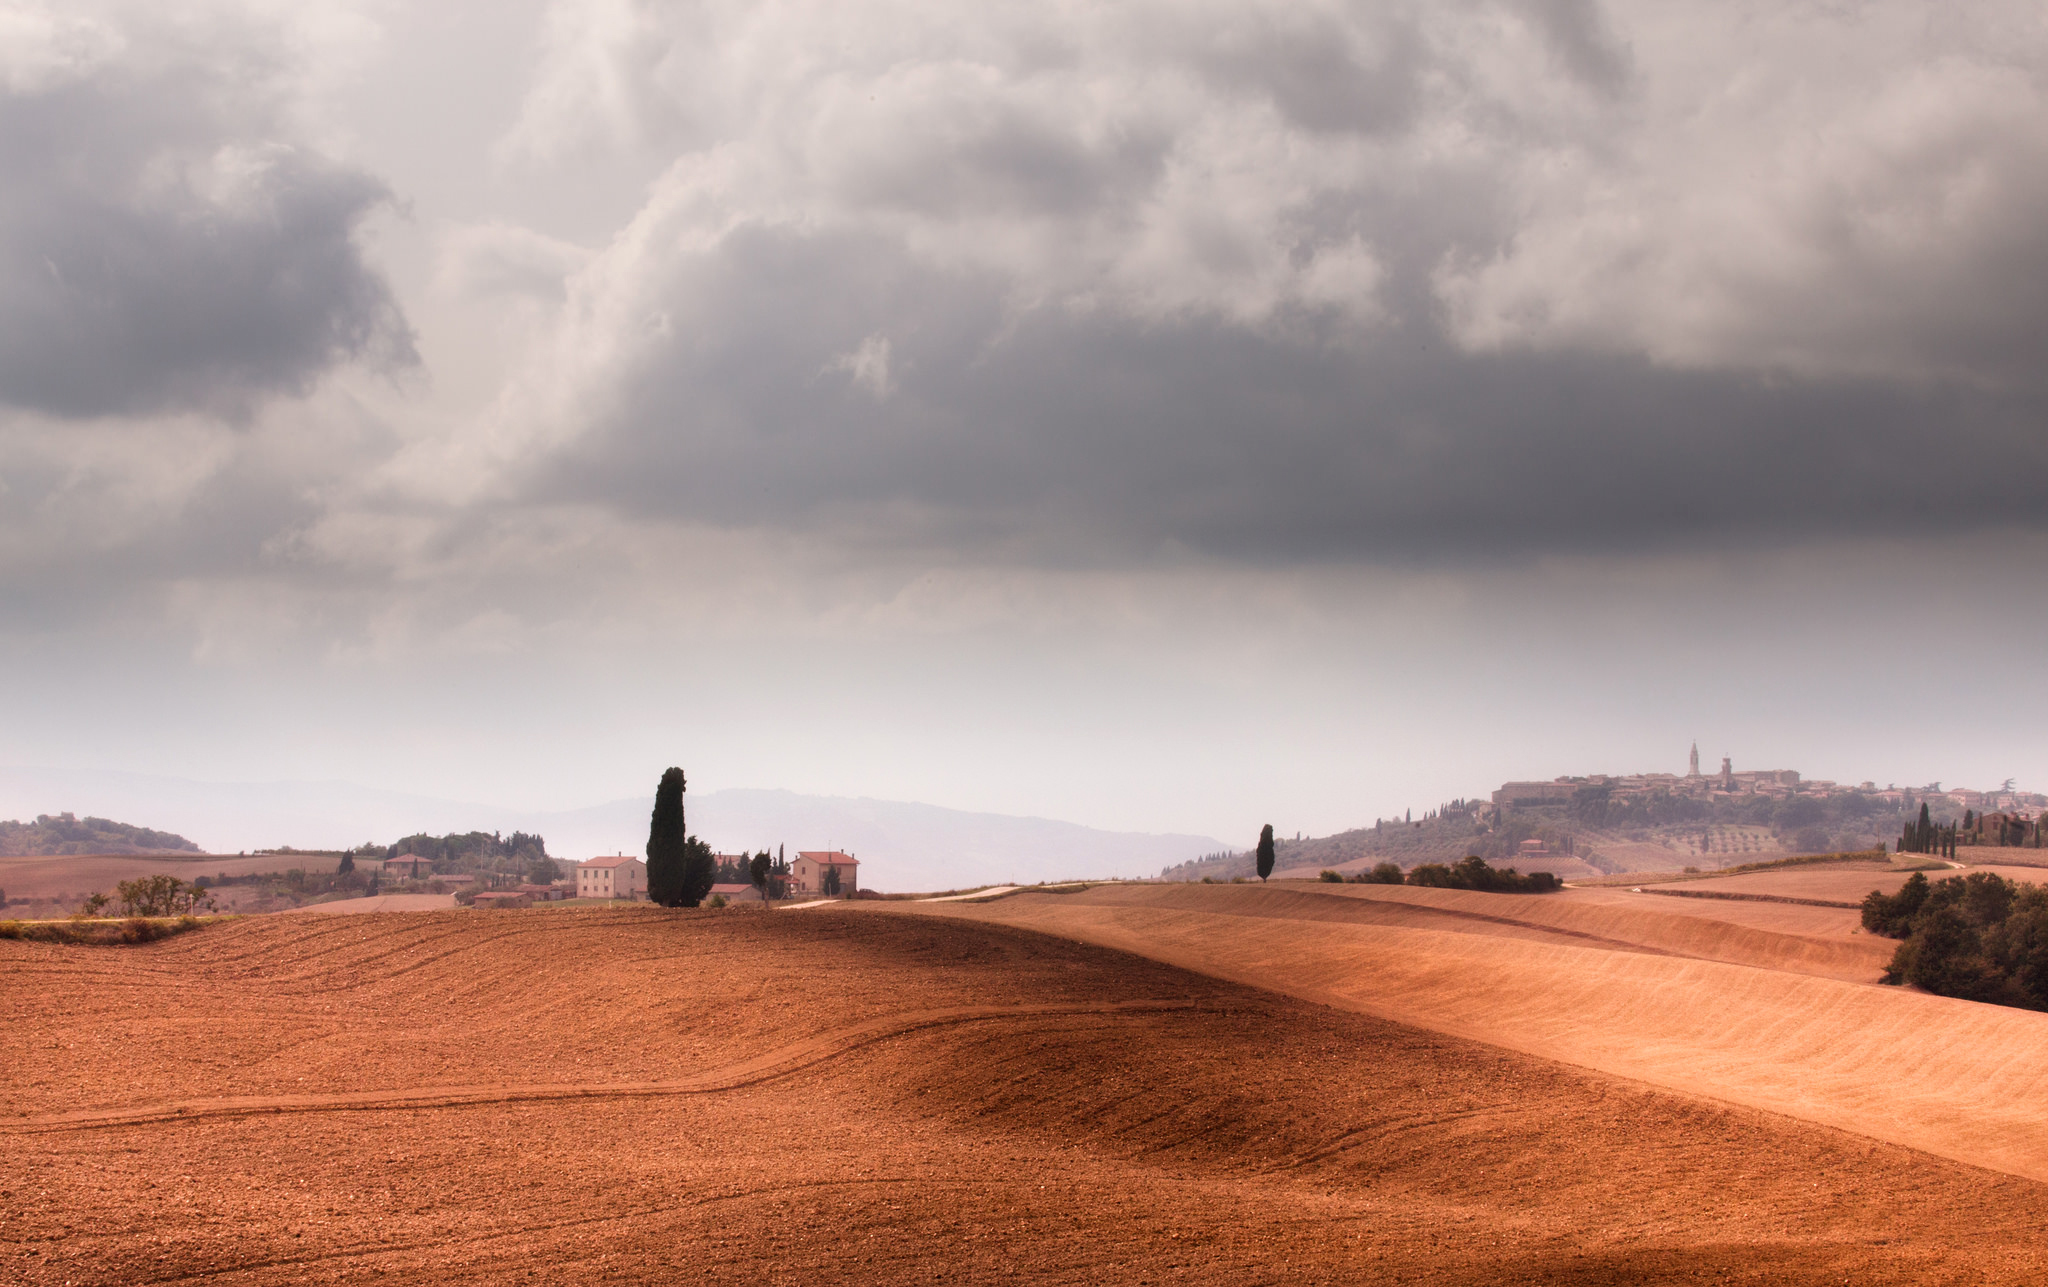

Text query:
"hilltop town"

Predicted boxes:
[[1166, 746, 2047, 881]]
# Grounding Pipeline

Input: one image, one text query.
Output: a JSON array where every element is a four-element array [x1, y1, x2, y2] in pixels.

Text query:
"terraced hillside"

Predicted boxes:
[[6, 906, 2048, 1284]]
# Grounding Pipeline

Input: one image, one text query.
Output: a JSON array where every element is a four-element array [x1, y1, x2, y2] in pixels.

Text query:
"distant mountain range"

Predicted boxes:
[[0, 767, 1228, 892]]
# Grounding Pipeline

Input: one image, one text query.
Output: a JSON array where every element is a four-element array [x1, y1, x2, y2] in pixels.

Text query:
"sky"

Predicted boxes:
[[2, 0, 2047, 848]]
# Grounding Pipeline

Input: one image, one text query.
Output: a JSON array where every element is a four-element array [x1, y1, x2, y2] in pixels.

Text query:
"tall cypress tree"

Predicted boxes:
[[646, 767, 687, 906], [1255, 824, 1276, 882], [1917, 802, 1932, 855]]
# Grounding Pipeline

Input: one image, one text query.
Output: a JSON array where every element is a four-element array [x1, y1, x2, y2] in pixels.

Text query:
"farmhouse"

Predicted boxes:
[[384, 853, 433, 879], [789, 851, 858, 897], [578, 855, 647, 901]]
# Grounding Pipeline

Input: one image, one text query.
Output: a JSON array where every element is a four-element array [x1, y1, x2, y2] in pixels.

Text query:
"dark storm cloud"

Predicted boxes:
[[498, 0, 2048, 568], [0, 57, 413, 419], [537, 220, 2048, 564]]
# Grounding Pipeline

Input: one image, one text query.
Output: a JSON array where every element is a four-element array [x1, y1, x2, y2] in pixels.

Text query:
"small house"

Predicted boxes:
[[385, 853, 433, 880], [789, 851, 859, 897], [578, 855, 647, 901]]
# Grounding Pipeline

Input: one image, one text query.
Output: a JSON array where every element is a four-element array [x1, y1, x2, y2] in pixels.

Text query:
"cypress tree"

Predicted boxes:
[[1918, 802, 1932, 854], [1256, 824, 1276, 882], [646, 767, 688, 906]]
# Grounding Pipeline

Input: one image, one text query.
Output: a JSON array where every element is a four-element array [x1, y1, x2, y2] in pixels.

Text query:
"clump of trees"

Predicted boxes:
[[379, 830, 552, 872], [1403, 856, 1560, 894], [73, 875, 217, 918], [1352, 862, 1405, 885], [1862, 872, 2048, 1009], [646, 767, 716, 908]]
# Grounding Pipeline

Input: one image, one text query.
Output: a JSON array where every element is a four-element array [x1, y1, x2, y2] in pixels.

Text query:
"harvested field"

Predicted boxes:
[[1957, 846, 2048, 868], [0, 853, 338, 902], [0, 853, 344, 917], [1689, 863, 2045, 903], [914, 879, 2048, 1184], [8, 907, 2048, 1284], [286, 893, 456, 915]]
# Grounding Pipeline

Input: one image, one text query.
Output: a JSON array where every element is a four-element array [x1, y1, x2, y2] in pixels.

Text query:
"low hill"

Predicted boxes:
[[0, 812, 199, 856], [918, 871, 2048, 1185], [6, 907, 2046, 1282]]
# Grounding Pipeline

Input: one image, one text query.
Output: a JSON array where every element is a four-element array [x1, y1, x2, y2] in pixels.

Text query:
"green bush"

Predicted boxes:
[[1353, 862, 1405, 885], [1319, 870, 1344, 883]]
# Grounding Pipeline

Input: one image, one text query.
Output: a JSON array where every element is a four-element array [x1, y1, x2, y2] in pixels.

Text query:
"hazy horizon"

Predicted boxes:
[[5, 2, 2046, 844]]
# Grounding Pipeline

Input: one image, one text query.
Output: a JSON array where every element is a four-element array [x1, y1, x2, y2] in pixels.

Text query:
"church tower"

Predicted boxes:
[[1688, 742, 1700, 777]]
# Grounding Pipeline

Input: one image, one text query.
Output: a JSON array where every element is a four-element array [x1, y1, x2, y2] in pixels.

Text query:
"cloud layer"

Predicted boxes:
[[0, 4, 410, 419], [5, 1, 2048, 835], [476, 0, 2048, 566]]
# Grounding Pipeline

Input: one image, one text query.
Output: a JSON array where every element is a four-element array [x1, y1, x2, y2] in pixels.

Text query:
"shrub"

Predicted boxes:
[[0, 915, 212, 946], [1319, 870, 1344, 883], [707, 894, 728, 908], [1407, 863, 1454, 888], [1353, 863, 1405, 885]]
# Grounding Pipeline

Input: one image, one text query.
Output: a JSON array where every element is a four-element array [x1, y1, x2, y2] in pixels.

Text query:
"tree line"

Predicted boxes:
[[1896, 803, 1957, 857], [1318, 854, 1560, 893]]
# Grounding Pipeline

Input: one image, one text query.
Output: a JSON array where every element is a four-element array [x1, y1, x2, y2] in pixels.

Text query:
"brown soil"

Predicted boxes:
[[6, 906, 2048, 1285], [916, 880, 2048, 1182]]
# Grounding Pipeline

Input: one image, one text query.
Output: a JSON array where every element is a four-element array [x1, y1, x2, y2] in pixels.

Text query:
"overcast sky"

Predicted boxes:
[[3, 0, 2046, 846]]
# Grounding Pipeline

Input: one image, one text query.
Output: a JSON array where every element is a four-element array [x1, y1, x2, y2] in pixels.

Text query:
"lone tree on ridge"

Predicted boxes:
[[1256, 824, 1276, 882], [647, 767, 689, 906]]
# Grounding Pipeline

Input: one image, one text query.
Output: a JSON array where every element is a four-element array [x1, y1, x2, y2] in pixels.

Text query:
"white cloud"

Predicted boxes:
[[1433, 3, 2048, 384], [826, 334, 895, 399]]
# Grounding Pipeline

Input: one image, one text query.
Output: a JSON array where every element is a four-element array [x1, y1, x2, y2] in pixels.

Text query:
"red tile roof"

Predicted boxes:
[[797, 850, 859, 865], [580, 856, 642, 869]]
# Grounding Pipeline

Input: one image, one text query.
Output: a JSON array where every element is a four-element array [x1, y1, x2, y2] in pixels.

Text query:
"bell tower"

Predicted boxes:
[[1688, 742, 1700, 777]]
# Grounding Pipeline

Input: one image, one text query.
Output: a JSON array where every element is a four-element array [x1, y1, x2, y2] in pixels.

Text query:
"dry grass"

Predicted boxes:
[[0, 914, 214, 945]]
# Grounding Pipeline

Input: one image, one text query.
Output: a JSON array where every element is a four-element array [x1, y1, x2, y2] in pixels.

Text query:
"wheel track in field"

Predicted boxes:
[[0, 998, 1198, 1135]]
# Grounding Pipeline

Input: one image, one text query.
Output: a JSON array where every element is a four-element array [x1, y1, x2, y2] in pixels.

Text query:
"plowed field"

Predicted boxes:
[[915, 879, 2048, 1184], [8, 905, 2048, 1285]]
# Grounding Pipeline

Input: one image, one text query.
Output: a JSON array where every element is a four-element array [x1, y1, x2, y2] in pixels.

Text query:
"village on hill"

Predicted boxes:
[[1166, 746, 2048, 883]]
